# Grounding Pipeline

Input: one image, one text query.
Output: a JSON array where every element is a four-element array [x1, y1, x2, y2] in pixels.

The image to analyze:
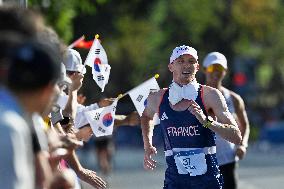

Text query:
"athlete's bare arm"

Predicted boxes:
[[202, 86, 242, 144], [141, 89, 165, 170], [230, 90, 250, 159], [230, 91, 250, 146]]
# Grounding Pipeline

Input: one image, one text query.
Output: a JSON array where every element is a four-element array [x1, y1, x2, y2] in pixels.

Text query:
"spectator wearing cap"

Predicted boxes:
[[141, 45, 242, 189], [0, 40, 61, 189], [42, 48, 108, 189], [60, 49, 140, 177], [203, 52, 250, 189], [59, 49, 138, 134]]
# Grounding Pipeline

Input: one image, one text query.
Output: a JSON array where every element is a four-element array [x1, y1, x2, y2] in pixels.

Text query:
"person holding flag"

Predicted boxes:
[[60, 48, 140, 177], [141, 45, 242, 189]]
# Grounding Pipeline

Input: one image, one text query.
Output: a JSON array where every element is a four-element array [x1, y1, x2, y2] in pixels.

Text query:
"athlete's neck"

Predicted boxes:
[[174, 78, 196, 87], [206, 81, 222, 90]]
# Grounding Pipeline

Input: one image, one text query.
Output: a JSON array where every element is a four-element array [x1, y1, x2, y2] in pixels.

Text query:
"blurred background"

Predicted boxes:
[[24, 0, 284, 140], [2, 0, 284, 188]]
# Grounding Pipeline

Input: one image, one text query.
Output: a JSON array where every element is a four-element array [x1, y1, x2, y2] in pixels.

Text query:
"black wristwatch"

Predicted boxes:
[[203, 116, 214, 128]]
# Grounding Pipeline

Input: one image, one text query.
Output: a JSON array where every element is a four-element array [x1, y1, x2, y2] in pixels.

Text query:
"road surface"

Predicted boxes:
[[78, 143, 284, 189]]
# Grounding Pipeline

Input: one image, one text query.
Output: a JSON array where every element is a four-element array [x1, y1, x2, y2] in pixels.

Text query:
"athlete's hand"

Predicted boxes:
[[144, 145, 157, 170], [187, 100, 207, 125], [236, 145, 247, 160]]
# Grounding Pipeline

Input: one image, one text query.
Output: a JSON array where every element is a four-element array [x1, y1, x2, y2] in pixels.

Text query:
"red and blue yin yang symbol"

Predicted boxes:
[[102, 113, 113, 127]]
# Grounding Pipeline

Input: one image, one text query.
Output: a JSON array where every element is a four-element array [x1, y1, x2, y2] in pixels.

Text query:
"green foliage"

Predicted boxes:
[[29, 0, 98, 42], [28, 0, 284, 111]]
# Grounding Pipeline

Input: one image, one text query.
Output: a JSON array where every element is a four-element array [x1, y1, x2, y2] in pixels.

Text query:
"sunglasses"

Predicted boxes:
[[206, 64, 226, 73]]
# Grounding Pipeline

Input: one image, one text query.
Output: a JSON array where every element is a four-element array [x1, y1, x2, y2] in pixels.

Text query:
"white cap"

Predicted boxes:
[[170, 45, 198, 64], [64, 49, 86, 74], [203, 52, 227, 69]]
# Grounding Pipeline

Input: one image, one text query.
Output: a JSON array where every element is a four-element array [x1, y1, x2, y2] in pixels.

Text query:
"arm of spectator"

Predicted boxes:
[[35, 151, 53, 189], [98, 98, 115, 108], [114, 111, 140, 127], [65, 150, 107, 189], [63, 73, 83, 119], [53, 122, 66, 135]]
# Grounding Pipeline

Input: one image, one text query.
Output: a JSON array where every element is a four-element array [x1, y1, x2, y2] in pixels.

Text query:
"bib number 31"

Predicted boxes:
[[174, 152, 207, 176]]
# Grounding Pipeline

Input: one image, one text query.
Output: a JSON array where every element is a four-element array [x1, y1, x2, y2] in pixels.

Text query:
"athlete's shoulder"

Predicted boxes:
[[201, 85, 222, 98], [224, 88, 245, 109]]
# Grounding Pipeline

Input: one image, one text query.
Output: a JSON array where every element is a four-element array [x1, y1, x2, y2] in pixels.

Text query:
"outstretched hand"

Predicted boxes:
[[78, 169, 107, 189], [144, 146, 157, 170]]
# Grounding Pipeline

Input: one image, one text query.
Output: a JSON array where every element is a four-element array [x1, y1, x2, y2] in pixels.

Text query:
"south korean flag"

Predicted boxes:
[[84, 99, 118, 137], [128, 77, 160, 117], [84, 36, 111, 92]]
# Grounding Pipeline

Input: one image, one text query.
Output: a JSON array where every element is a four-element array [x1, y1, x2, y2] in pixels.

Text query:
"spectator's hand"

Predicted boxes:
[[236, 145, 247, 160], [144, 145, 157, 170], [60, 133, 84, 150], [69, 72, 84, 91], [125, 111, 140, 126], [75, 125, 94, 142], [78, 169, 107, 189], [98, 98, 115, 107], [77, 94, 86, 105]]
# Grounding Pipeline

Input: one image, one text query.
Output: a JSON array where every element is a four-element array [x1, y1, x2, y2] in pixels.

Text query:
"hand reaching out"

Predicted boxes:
[[78, 169, 107, 189], [143, 145, 157, 170]]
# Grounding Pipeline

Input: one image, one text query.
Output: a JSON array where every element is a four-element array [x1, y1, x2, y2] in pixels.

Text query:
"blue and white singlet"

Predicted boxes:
[[159, 86, 223, 189]]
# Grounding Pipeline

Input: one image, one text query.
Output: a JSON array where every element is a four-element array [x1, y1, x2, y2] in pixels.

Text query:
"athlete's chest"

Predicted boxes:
[[159, 104, 204, 138], [169, 99, 192, 111]]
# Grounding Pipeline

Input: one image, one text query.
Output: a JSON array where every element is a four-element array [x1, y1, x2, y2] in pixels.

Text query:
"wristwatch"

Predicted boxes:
[[203, 116, 214, 128]]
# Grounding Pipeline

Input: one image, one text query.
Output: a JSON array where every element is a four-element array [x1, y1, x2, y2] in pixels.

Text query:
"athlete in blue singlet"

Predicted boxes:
[[141, 45, 242, 189]]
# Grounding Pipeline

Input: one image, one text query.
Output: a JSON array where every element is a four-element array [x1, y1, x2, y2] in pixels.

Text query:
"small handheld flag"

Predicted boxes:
[[128, 76, 160, 116], [84, 34, 111, 92], [74, 39, 94, 49], [68, 35, 85, 49], [84, 99, 118, 137]]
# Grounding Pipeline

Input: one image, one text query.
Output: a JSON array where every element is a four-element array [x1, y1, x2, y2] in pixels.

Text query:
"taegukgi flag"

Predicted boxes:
[[84, 36, 111, 92], [128, 77, 160, 117], [83, 99, 118, 137]]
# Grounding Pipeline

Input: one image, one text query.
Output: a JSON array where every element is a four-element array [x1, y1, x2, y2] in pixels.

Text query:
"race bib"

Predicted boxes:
[[174, 150, 207, 176]]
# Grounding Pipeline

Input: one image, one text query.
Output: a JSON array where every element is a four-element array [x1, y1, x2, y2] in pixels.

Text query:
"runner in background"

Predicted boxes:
[[203, 52, 250, 189]]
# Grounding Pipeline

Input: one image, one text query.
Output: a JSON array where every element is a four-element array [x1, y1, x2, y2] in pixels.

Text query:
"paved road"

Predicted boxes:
[[79, 144, 284, 189]]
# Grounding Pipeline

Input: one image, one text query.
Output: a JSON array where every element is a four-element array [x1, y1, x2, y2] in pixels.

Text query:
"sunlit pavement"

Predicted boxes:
[[79, 143, 284, 189]]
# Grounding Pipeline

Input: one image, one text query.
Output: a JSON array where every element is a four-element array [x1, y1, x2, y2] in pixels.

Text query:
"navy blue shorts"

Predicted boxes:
[[163, 168, 223, 189]]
